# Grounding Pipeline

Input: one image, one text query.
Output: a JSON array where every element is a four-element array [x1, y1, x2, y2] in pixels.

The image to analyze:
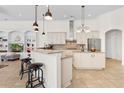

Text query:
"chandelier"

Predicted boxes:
[[77, 6, 90, 33]]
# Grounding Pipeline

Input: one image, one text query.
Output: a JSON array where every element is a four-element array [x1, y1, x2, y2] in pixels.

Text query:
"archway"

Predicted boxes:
[[105, 29, 122, 61]]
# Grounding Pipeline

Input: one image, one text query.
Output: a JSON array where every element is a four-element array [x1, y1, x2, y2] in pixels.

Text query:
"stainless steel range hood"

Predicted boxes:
[[66, 18, 76, 41]]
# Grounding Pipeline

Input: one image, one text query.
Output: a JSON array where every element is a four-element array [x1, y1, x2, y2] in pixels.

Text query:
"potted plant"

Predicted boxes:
[[10, 43, 23, 52]]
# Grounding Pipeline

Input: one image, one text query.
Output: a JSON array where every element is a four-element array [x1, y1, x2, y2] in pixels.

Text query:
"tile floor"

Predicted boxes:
[[0, 58, 124, 88], [68, 58, 124, 88]]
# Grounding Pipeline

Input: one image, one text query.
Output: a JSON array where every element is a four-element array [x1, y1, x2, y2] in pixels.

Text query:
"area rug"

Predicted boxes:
[[0, 65, 8, 69]]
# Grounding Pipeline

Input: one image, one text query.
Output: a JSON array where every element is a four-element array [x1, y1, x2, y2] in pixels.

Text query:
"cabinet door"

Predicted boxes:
[[80, 53, 93, 68], [61, 57, 72, 87], [91, 53, 105, 68], [76, 32, 86, 44], [47, 32, 66, 44], [73, 53, 81, 68], [87, 31, 99, 39]]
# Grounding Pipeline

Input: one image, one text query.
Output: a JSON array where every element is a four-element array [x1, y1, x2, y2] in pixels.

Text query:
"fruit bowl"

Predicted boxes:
[[90, 48, 96, 52]]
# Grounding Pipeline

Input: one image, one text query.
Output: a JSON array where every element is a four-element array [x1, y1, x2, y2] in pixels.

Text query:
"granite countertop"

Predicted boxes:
[[61, 55, 73, 59], [35, 49, 63, 54], [74, 51, 105, 53]]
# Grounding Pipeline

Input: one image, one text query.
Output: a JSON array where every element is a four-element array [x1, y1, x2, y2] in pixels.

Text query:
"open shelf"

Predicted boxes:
[[25, 31, 36, 55], [0, 31, 8, 52]]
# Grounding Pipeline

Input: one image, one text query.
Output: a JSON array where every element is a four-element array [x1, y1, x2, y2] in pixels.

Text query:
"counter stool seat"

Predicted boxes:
[[29, 63, 43, 70]]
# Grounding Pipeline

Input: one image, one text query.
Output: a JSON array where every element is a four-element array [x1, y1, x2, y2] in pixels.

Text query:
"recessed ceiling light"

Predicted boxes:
[[88, 14, 92, 17], [19, 13, 22, 17], [64, 14, 67, 18]]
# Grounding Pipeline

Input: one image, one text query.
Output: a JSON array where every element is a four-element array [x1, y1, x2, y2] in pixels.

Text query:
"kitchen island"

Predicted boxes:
[[30, 49, 73, 88], [73, 52, 105, 69], [31, 49, 62, 88]]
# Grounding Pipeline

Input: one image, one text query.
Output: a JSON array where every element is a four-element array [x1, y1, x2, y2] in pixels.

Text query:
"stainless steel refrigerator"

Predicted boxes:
[[88, 38, 101, 52]]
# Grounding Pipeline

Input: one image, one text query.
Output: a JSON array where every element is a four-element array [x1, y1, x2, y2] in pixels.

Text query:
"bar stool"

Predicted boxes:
[[19, 57, 32, 80], [25, 63, 45, 88]]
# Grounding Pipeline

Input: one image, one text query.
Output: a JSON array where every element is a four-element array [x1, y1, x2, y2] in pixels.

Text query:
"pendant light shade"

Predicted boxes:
[[33, 5, 39, 31], [44, 6, 52, 20], [42, 32, 45, 35], [77, 5, 90, 33], [34, 28, 39, 31], [33, 21, 38, 29]]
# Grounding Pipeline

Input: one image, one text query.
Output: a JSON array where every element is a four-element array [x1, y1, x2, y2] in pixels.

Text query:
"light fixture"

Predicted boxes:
[[33, 5, 39, 31], [42, 14, 45, 35], [77, 6, 90, 33], [44, 5, 53, 20]]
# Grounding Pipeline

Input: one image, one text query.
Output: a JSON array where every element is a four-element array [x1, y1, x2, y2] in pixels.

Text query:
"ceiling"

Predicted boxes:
[[0, 5, 123, 21]]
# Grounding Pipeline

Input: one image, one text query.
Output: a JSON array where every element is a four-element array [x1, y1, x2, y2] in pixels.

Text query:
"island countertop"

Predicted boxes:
[[35, 49, 63, 54]]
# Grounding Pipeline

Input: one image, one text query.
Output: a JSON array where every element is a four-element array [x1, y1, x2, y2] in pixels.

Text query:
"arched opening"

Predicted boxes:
[[105, 29, 122, 61]]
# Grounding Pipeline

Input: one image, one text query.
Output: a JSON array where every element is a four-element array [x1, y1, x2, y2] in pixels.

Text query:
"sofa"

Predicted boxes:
[[1, 53, 20, 61]]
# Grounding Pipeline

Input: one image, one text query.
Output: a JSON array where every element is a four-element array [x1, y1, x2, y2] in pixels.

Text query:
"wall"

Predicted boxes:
[[97, 7, 124, 63]]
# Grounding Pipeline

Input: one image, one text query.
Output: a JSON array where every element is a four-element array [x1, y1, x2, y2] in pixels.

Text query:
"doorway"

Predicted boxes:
[[105, 29, 122, 61]]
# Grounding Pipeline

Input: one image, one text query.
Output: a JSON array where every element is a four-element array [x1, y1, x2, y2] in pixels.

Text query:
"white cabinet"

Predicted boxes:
[[76, 31, 99, 44], [73, 52, 105, 69], [87, 31, 99, 39], [47, 32, 66, 44], [61, 57, 72, 88], [76, 32, 87, 44]]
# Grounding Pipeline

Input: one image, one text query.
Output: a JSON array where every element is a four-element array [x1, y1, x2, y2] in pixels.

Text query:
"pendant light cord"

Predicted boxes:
[[43, 14, 45, 32], [35, 5, 38, 22], [81, 5, 85, 25]]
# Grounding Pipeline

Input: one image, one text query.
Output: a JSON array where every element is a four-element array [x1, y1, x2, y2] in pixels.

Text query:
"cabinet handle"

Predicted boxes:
[[91, 54, 95, 57]]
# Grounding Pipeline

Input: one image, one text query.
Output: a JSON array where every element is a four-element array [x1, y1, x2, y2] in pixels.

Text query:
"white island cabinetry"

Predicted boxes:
[[30, 49, 73, 88], [73, 52, 105, 69], [61, 56, 72, 88], [31, 50, 62, 88]]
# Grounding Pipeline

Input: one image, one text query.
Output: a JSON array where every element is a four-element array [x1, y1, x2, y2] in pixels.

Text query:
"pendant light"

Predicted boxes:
[[42, 14, 45, 35], [33, 5, 39, 31], [44, 5, 53, 20], [77, 5, 90, 33]]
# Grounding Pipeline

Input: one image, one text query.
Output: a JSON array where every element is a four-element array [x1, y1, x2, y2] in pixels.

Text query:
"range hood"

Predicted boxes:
[[66, 19, 77, 49], [67, 18, 76, 41]]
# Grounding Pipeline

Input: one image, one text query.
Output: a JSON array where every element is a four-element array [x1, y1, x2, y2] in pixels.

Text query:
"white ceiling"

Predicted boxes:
[[0, 5, 123, 21]]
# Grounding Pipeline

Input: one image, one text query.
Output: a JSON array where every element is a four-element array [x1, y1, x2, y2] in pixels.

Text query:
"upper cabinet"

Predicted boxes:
[[76, 32, 87, 44], [47, 32, 66, 44], [76, 31, 100, 44], [87, 31, 99, 39]]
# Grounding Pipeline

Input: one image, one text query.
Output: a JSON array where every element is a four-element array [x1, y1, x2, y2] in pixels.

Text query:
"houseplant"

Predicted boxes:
[[10, 43, 23, 52]]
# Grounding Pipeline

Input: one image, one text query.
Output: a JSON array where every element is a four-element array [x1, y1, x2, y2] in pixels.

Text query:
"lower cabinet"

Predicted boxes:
[[73, 52, 105, 69], [61, 57, 72, 88]]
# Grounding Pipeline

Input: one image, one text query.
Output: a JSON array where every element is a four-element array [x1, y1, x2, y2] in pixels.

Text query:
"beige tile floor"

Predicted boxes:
[[0, 58, 124, 88], [68, 58, 124, 88]]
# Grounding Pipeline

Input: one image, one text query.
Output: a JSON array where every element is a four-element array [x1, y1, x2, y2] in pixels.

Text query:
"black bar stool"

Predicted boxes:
[[19, 57, 32, 80], [25, 63, 45, 88]]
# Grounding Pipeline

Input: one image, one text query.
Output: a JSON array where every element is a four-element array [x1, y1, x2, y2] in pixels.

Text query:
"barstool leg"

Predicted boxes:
[[30, 71, 33, 88], [19, 62, 24, 80], [40, 68, 45, 88], [26, 69, 30, 88]]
